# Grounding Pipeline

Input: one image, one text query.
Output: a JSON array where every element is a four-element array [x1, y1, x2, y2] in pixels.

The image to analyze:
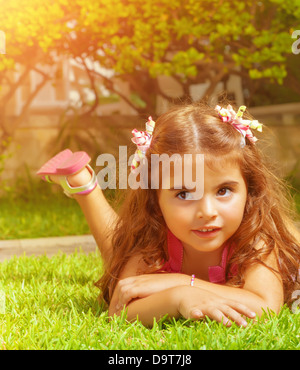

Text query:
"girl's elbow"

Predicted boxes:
[[266, 300, 284, 315], [108, 305, 117, 318], [255, 297, 284, 316], [108, 300, 122, 318], [108, 302, 136, 322], [261, 289, 284, 315]]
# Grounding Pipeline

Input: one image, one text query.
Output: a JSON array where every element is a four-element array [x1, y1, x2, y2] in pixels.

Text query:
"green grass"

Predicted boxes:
[[0, 181, 119, 240], [0, 251, 299, 350], [0, 184, 92, 240]]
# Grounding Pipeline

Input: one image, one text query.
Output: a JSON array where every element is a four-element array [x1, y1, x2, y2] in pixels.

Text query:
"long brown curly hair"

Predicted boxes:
[[97, 102, 300, 308]]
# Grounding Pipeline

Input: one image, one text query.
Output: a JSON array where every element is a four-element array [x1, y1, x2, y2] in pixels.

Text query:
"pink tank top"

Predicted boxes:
[[161, 230, 237, 284]]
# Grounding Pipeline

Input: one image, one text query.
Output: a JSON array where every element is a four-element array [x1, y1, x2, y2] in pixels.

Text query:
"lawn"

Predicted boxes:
[[0, 186, 91, 240], [0, 251, 299, 350]]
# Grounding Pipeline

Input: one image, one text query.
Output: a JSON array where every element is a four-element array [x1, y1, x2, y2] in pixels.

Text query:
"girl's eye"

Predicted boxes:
[[217, 187, 232, 197], [176, 191, 195, 200]]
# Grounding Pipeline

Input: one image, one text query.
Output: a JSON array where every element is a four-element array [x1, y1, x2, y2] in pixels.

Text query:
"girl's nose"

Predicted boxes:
[[196, 196, 218, 219]]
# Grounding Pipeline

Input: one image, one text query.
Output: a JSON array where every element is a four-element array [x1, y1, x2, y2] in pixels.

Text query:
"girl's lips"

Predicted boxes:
[[192, 228, 221, 238]]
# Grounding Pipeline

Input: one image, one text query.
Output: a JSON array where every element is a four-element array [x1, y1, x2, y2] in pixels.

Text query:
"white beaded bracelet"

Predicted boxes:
[[190, 274, 195, 287]]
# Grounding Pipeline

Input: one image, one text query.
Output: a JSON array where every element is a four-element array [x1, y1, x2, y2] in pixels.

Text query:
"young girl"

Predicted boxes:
[[37, 102, 300, 327]]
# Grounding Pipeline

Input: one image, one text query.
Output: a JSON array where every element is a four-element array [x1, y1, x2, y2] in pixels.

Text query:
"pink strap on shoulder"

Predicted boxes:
[[208, 244, 238, 284], [160, 231, 183, 273], [208, 245, 229, 284]]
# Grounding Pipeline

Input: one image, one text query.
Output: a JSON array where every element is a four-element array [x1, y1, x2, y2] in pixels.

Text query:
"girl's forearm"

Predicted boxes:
[[127, 281, 268, 321], [192, 278, 277, 314], [110, 288, 180, 326], [109, 285, 257, 327]]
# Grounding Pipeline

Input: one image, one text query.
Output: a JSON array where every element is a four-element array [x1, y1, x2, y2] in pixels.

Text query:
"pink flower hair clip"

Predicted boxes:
[[215, 105, 263, 146], [131, 116, 156, 173]]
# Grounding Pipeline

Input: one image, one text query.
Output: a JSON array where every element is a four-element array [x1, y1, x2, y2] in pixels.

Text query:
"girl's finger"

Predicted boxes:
[[117, 283, 145, 308], [117, 285, 132, 307], [221, 306, 248, 327], [207, 307, 232, 327], [229, 301, 256, 319], [120, 285, 137, 306], [189, 308, 204, 320]]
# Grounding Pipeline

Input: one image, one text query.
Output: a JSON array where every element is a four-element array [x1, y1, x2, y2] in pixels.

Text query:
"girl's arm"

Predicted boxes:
[[108, 255, 256, 327], [114, 248, 284, 316], [194, 245, 284, 314], [112, 286, 256, 327], [190, 263, 283, 315]]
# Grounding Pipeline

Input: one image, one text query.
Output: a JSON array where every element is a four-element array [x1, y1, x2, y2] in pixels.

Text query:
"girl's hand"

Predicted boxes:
[[177, 286, 256, 327], [115, 273, 189, 312]]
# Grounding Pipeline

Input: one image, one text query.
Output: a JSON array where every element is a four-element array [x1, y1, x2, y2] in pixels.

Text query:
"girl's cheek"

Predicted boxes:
[[223, 200, 245, 220]]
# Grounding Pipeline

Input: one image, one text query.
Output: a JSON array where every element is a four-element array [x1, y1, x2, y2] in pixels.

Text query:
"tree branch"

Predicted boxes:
[[0, 65, 31, 110], [8, 71, 50, 135], [83, 66, 142, 114], [203, 68, 226, 98], [79, 57, 100, 117]]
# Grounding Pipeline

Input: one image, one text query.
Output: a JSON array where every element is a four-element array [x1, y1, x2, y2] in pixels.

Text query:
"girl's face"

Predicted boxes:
[[158, 161, 248, 254]]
